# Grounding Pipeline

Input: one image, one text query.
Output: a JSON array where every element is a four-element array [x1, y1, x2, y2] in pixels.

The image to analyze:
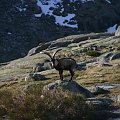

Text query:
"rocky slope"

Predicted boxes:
[[0, 32, 120, 119], [0, 0, 120, 62]]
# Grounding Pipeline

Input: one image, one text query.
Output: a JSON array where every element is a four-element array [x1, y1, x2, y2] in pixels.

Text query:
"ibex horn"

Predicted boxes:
[[53, 49, 62, 59]]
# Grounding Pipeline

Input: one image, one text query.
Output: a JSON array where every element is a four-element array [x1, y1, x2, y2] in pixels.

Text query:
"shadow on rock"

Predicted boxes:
[[43, 80, 94, 98], [25, 73, 48, 81], [87, 86, 110, 95]]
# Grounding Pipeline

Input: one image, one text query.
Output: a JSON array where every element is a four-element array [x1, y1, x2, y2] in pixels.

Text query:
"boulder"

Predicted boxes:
[[77, 58, 97, 70], [43, 61, 53, 70], [111, 94, 120, 104], [115, 26, 120, 37], [25, 73, 47, 81], [98, 62, 112, 67], [32, 63, 44, 73], [33, 60, 53, 73], [110, 52, 120, 61], [86, 97, 120, 119], [104, 52, 114, 59], [87, 86, 110, 95], [43, 80, 93, 98], [86, 97, 112, 110], [97, 52, 113, 62], [86, 62, 98, 68], [97, 52, 114, 66]]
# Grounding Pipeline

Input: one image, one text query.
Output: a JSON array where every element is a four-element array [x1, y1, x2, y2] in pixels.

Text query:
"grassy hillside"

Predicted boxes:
[[0, 33, 120, 120]]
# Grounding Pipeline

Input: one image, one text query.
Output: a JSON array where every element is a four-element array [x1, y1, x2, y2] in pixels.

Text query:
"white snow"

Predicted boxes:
[[98, 84, 120, 89], [55, 14, 77, 28], [81, 0, 111, 4], [36, 0, 59, 15], [81, 0, 94, 3], [35, 13, 42, 17], [35, 0, 78, 28], [16, 7, 26, 12], [54, 14, 78, 28], [107, 24, 117, 33], [7, 32, 12, 35], [60, 7, 64, 13], [105, 0, 111, 4], [70, 0, 76, 2]]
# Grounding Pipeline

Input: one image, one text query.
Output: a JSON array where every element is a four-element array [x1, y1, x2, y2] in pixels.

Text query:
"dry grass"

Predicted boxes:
[[0, 33, 120, 119], [76, 65, 120, 86]]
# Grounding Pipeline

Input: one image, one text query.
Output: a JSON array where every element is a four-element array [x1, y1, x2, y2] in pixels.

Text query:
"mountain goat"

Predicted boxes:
[[42, 49, 77, 81]]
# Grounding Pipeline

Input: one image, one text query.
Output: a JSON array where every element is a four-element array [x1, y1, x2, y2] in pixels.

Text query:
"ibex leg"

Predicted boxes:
[[69, 70, 74, 81], [59, 70, 63, 81]]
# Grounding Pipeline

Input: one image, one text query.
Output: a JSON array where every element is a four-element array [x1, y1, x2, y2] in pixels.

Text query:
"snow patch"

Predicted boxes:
[[55, 14, 77, 28], [36, 0, 60, 15], [35, 0, 78, 28], [35, 13, 42, 17], [105, 0, 111, 4], [7, 32, 12, 35], [81, 0, 94, 3], [107, 24, 117, 33], [16, 7, 26, 12], [98, 84, 120, 89]]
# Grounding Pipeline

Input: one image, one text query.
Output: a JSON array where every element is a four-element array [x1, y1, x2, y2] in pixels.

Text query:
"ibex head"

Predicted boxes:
[[42, 49, 62, 63]]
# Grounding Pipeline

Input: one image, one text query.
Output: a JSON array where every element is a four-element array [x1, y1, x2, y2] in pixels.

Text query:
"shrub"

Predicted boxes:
[[86, 50, 101, 57], [36, 90, 88, 120], [49, 7, 54, 11], [61, 12, 68, 17], [0, 90, 13, 117], [0, 90, 13, 108], [53, 9, 62, 16], [0, 106, 7, 117], [0, 85, 92, 120]]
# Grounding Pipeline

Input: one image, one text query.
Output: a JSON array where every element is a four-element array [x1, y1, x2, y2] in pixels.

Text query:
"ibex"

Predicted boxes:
[[42, 49, 77, 81]]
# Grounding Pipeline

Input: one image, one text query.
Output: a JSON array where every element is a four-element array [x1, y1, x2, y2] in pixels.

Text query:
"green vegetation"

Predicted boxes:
[[86, 50, 101, 57], [0, 33, 120, 119], [117, 46, 120, 50], [0, 85, 92, 120]]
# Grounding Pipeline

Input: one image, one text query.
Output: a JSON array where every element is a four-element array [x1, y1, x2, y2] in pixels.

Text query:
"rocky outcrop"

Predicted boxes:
[[97, 52, 112, 64], [43, 80, 93, 98], [32, 61, 53, 73], [110, 52, 120, 61], [87, 86, 110, 95], [86, 97, 112, 110], [25, 73, 47, 81], [77, 58, 97, 70], [86, 97, 120, 120], [87, 52, 120, 67], [115, 26, 120, 37]]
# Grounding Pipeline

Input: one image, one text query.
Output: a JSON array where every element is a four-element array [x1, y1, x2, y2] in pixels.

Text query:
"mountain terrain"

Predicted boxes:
[[0, 0, 120, 62], [0, 32, 120, 120]]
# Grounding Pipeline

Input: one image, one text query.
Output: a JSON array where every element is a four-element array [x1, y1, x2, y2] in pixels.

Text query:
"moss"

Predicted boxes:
[[86, 50, 101, 57]]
